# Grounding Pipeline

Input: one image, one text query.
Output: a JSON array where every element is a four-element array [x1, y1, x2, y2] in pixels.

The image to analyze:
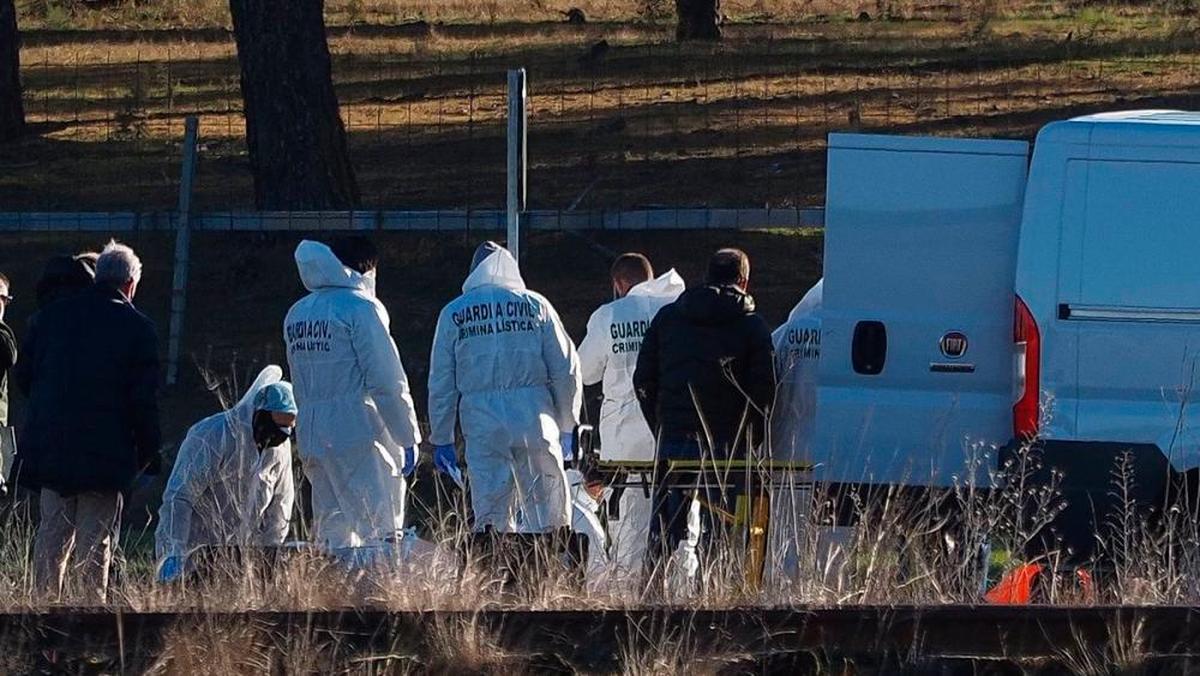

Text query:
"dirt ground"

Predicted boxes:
[[3, 7, 1200, 210]]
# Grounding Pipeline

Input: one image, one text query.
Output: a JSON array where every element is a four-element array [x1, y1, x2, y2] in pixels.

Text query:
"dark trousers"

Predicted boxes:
[[644, 438, 741, 587]]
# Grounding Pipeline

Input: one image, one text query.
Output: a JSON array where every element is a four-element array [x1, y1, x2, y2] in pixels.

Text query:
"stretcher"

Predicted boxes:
[[580, 448, 812, 590]]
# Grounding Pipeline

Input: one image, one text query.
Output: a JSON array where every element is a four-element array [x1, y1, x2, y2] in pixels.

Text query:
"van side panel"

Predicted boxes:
[[1019, 119, 1200, 472], [1011, 113, 1200, 560], [815, 135, 1028, 487], [1067, 159, 1200, 470]]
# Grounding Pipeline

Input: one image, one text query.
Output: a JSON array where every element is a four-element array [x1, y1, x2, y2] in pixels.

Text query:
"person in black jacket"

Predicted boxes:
[[34, 253, 96, 310], [15, 241, 161, 603], [0, 273, 17, 498], [633, 248, 775, 588], [0, 273, 15, 429]]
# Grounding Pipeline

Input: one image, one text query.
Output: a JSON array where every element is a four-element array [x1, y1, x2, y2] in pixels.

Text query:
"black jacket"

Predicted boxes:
[[36, 255, 95, 309], [14, 284, 161, 494], [633, 284, 776, 453], [0, 321, 14, 427]]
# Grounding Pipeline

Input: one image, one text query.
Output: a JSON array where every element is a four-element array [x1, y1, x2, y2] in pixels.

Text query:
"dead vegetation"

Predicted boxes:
[[0, 440, 1195, 611], [0, 369, 1194, 670], [1, 438, 1199, 672]]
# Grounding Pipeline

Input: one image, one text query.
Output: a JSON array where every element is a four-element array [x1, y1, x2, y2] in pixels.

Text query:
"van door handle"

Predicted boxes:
[[852, 321, 887, 375]]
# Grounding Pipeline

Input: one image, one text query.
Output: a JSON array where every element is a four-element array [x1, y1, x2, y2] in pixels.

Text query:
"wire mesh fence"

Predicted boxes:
[[7, 27, 1200, 212]]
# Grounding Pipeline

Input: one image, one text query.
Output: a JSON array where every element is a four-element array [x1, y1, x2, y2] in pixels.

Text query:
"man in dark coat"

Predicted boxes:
[[633, 248, 775, 588], [0, 272, 16, 493], [0, 272, 15, 429], [15, 242, 161, 603], [34, 253, 96, 310]]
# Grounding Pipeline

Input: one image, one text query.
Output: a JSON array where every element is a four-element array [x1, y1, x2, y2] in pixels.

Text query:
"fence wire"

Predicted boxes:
[[8, 31, 1200, 212]]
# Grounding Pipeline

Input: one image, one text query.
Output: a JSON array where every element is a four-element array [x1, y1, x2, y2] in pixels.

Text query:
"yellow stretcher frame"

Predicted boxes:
[[592, 459, 813, 590], [596, 459, 813, 473]]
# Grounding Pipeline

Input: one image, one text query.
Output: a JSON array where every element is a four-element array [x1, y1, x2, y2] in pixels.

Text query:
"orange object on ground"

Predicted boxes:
[[1076, 568, 1095, 603], [985, 563, 1044, 604]]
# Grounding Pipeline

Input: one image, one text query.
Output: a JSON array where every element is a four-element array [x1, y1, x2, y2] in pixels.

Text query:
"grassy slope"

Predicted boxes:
[[4, 8, 1199, 210], [12, 0, 1060, 31]]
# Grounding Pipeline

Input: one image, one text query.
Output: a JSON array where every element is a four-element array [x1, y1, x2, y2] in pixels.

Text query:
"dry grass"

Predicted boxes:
[[0, 439, 1192, 613], [0, 370, 1194, 672], [0, 440, 1193, 672]]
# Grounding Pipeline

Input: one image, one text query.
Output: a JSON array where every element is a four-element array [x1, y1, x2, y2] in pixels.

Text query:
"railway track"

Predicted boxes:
[[3, 604, 1199, 672]]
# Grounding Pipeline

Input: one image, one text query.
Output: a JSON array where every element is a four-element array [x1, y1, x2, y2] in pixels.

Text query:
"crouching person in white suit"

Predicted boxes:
[[155, 366, 297, 583]]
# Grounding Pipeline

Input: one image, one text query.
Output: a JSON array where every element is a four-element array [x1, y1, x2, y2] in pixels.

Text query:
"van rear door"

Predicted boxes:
[[814, 134, 1029, 487]]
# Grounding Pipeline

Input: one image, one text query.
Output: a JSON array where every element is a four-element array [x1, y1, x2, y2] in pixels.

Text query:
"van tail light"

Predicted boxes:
[[1013, 295, 1040, 440]]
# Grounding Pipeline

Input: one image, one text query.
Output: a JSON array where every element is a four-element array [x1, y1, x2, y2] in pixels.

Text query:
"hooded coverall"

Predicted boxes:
[[768, 278, 823, 583], [578, 269, 685, 578], [770, 278, 823, 462], [155, 366, 295, 564], [428, 246, 581, 532], [284, 241, 421, 553]]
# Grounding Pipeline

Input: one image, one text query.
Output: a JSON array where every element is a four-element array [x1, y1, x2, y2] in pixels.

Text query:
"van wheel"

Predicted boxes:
[[1003, 440, 1169, 565]]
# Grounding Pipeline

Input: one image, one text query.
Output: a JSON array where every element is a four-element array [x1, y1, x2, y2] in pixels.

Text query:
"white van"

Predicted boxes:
[[808, 111, 1200, 556]]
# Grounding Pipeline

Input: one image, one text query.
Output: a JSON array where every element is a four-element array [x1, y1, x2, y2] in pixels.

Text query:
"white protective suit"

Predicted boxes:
[[767, 278, 822, 584], [577, 269, 685, 577], [566, 469, 610, 586], [284, 241, 422, 551], [428, 246, 582, 533], [770, 278, 822, 461], [155, 365, 295, 561]]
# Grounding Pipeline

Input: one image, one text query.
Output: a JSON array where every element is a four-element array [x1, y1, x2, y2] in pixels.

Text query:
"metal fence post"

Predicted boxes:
[[507, 69, 527, 265], [166, 116, 199, 386]]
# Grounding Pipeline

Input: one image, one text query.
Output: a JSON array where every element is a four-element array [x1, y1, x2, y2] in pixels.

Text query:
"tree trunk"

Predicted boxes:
[[0, 0, 26, 142], [228, 0, 358, 210], [675, 0, 721, 41]]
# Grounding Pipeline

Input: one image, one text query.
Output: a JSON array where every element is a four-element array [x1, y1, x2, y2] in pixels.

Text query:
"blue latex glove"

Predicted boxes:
[[560, 431, 575, 463], [434, 444, 463, 487], [157, 555, 184, 584], [402, 445, 418, 477]]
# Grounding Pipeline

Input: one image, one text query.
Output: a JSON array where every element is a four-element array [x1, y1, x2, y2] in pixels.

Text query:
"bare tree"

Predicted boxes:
[[228, 0, 359, 209], [0, 0, 26, 142], [676, 0, 721, 41]]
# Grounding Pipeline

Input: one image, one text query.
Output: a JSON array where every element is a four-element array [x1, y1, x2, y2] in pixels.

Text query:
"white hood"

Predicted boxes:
[[627, 268, 685, 299], [227, 365, 283, 428], [785, 277, 823, 324], [295, 240, 373, 294], [462, 248, 526, 294]]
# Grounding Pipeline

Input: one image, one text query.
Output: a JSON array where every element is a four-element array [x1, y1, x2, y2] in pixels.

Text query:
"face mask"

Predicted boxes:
[[253, 411, 293, 451]]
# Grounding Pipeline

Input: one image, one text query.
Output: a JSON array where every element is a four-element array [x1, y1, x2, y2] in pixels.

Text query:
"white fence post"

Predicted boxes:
[[166, 116, 199, 386], [506, 69, 527, 265]]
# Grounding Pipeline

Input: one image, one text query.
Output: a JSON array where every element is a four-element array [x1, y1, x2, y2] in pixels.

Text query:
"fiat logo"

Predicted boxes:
[[940, 331, 968, 359]]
